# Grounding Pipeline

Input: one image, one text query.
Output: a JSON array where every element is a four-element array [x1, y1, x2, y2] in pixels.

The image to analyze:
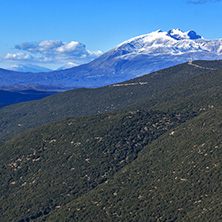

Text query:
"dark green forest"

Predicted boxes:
[[1, 60, 222, 144], [0, 60, 222, 221]]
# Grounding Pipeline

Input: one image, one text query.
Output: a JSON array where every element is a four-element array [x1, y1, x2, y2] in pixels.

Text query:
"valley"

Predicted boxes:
[[0, 89, 58, 108]]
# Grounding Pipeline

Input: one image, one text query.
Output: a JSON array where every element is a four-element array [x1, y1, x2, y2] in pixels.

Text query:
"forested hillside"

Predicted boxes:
[[48, 107, 222, 222], [0, 60, 222, 221], [1, 60, 222, 144]]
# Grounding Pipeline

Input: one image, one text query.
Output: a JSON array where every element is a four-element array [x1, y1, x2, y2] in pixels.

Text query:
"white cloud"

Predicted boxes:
[[3, 52, 52, 62], [3, 40, 103, 68], [15, 40, 63, 54], [4, 52, 33, 60], [56, 41, 85, 54]]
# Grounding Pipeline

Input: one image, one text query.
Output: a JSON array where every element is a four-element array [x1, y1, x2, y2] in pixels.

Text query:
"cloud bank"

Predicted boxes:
[[3, 40, 103, 68], [188, 0, 222, 4]]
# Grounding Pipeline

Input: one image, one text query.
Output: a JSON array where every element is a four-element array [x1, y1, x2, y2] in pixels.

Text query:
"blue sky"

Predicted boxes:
[[0, 0, 222, 70]]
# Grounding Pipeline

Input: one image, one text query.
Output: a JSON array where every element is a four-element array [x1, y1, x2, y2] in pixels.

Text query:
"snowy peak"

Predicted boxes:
[[167, 29, 202, 40], [118, 29, 203, 47], [112, 29, 222, 59]]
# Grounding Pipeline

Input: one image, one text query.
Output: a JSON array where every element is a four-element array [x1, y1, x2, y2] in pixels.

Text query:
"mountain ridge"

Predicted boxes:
[[1, 29, 222, 88], [1, 60, 222, 144]]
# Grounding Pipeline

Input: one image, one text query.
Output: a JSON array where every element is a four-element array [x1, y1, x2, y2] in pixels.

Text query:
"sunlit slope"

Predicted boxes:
[[0, 109, 185, 221], [48, 107, 222, 222], [0, 94, 221, 221]]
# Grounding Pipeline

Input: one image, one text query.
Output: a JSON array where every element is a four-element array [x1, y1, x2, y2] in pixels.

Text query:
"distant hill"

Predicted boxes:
[[1, 29, 222, 88], [7, 63, 53, 73], [0, 89, 58, 108], [0, 59, 222, 221], [0, 83, 73, 92], [1, 60, 222, 143]]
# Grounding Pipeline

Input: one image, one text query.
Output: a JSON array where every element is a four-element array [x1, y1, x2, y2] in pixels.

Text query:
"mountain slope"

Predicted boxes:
[[94, 29, 222, 78], [1, 60, 222, 144], [1, 29, 222, 88], [0, 109, 185, 221], [48, 107, 222, 222], [0, 69, 222, 221]]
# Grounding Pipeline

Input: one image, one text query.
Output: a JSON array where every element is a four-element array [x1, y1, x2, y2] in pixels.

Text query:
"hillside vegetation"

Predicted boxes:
[[48, 107, 222, 222], [1, 60, 222, 144], [0, 108, 185, 221], [0, 60, 222, 221]]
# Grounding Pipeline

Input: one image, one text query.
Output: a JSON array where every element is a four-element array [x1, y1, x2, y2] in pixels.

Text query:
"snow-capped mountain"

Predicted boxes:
[[96, 29, 222, 77], [1, 29, 222, 88]]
